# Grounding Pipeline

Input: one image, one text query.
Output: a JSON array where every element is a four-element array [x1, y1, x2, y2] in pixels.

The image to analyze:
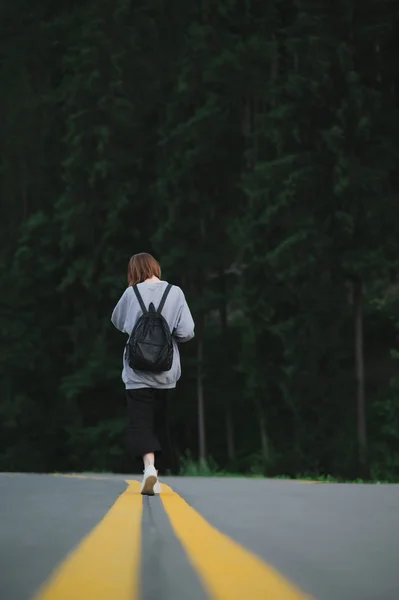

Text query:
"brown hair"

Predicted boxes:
[[127, 253, 161, 286]]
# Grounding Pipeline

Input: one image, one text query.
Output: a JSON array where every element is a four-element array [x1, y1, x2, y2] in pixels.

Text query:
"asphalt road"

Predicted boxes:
[[0, 473, 398, 600]]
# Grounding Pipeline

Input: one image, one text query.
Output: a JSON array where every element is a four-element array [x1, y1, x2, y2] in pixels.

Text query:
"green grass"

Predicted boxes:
[[178, 458, 394, 483], [51, 458, 396, 484]]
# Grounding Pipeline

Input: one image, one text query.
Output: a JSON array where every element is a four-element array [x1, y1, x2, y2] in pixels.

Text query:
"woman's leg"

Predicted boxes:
[[126, 389, 161, 495], [126, 388, 161, 455], [153, 389, 174, 473], [153, 389, 181, 474], [143, 452, 155, 468]]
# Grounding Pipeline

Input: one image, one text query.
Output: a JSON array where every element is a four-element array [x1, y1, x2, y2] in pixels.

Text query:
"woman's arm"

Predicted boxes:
[[173, 289, 195, 343], [111, 288, 130, 333]]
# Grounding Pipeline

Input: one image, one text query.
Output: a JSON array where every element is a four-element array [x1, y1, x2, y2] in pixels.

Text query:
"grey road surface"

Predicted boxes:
[[167, 476, 399, 600], [0, 473, 398, 600]]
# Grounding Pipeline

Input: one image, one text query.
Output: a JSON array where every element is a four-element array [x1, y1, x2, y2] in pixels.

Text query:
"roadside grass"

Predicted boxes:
[[178, 456, 395, 483], [49, 458, 396, 484]]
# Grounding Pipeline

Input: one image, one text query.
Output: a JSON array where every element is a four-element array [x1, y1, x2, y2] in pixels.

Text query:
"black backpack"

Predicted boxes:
[[126, 284, 173, 372]]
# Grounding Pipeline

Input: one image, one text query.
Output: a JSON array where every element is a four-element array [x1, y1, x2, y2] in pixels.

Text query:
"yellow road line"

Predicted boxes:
[[161, 483, 311, 600], [52, 474, 90, 479], [298, 481, 321, 484], [52, 474, 112, 481], [32, 481, 142, 600]]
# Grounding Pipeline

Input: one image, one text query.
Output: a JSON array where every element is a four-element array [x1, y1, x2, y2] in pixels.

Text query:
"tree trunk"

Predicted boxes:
[[255, 396, 269, 461], [225, 407, 235, 462], [259, 405, 269, 460], [353, 279, 367, 470], [197, 311, 206, 464], [219, 268, 236, 462], [241, 96, 252, 170]]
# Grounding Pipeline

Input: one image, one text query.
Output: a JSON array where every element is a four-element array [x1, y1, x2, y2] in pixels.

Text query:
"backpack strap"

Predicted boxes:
[[132, 285, 148, 314], [157, 284, 173, 314]]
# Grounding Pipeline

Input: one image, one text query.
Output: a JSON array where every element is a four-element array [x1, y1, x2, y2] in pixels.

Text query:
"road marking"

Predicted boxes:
[[52, 474, 90, 479], [32, 481, 142, 600], [52, 474, 112, 481], [161, 483, 311, 600]]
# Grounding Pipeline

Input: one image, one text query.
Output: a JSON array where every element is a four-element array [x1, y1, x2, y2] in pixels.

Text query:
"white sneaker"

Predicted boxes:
[[153, 480, 162, 495], [140, 465, 158, 496]]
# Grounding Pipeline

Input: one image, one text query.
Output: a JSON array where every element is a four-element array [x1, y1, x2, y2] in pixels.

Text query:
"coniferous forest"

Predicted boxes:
[[1, 0, 399, 480]]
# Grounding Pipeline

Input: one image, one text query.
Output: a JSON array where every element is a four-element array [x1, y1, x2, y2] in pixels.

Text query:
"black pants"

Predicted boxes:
[[126, 388, 179, 473]]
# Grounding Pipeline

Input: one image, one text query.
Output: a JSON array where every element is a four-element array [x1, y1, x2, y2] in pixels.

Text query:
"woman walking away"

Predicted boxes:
[[111, 253, 195, 495]]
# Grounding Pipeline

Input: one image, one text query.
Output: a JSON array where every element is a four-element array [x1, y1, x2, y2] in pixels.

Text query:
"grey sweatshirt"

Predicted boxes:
[[111, 281, 195, 389]]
